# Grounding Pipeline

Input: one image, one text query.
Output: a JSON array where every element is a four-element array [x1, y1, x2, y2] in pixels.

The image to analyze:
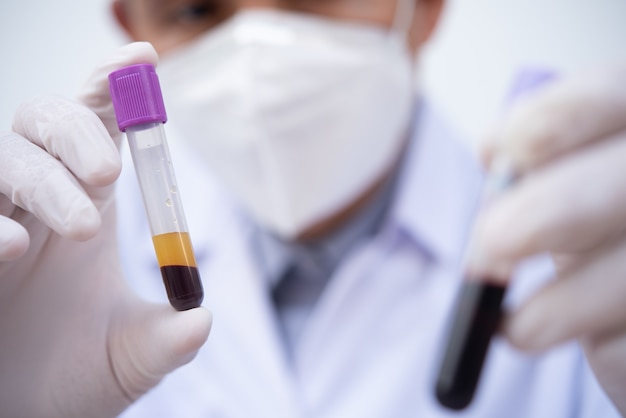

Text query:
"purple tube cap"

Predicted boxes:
[[505, 68, 557, 106], [109, 64, 167, 132]]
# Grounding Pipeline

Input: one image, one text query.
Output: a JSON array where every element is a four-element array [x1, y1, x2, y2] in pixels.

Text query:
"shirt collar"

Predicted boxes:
[[250, 148, 399, 288], [389, 100, 484, 264], [249, 100, 484, 288]]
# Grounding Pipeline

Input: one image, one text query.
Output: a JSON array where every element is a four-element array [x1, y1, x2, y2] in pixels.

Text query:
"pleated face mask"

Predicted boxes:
[[158, 8, 415, 238]]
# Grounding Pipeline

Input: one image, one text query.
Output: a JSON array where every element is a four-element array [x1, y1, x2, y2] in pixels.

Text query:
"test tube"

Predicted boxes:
[[435, 69, 557, 410], [435, 160, 515, 410], [109, 64, 204, 311]]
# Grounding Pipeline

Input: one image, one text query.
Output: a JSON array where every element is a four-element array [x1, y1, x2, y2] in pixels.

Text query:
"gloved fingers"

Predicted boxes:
[[109, 303, 212, 400], [503, 236, 626, 352], [12, 96, 121, 188], [482, 67, 626, 172], [469, 131, 626, 282], [77, 42, 159, 143], [0, 131, 100, 240], [0, 212, 29, 261]]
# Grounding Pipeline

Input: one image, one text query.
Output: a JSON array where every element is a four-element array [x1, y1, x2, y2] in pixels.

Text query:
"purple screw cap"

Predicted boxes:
[[109, 64, 167, 132], [505, 68, 557, 106]]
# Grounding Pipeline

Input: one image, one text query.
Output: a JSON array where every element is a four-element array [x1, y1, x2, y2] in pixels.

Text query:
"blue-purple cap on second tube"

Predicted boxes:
[[109, 64, 167, 132], [505, 68, 557, 105]]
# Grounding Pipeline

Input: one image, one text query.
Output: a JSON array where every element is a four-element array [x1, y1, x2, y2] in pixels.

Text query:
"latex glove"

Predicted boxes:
[[0, 42, 212, 417], [472, 67, 626, 413]]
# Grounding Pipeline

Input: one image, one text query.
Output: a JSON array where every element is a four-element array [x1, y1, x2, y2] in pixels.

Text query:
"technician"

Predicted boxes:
[[0, 0, 625, 417]]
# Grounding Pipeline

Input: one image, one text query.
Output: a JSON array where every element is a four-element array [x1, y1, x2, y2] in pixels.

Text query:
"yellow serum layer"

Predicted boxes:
[[152, 232, 198, 267]]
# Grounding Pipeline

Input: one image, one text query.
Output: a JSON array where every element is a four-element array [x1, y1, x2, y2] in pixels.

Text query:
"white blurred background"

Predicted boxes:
[[1, 0, 625, 146]]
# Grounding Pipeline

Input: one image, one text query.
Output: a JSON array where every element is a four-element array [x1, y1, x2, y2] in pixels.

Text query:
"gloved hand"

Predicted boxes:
[[472, 67, 626, 413], [0, 42, 212, 417]]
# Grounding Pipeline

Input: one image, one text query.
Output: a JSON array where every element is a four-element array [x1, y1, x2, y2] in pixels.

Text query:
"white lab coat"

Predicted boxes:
[[117, 103, 618, 417]]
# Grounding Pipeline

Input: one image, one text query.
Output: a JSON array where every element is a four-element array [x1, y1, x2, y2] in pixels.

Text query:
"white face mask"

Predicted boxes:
[[158, 8, 414, 239]]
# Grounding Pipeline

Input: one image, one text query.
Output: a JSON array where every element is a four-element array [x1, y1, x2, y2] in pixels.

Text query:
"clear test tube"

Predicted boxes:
[[434, 70, 555, 410], [434, 161, 513, 410], [109, 64, 203, 311]]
